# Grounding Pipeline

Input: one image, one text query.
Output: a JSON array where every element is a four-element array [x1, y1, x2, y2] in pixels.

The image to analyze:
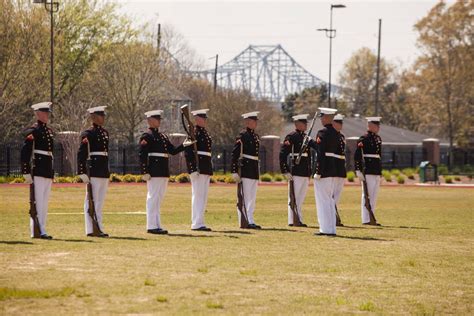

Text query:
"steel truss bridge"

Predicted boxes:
[[188, 45, 327, 102]]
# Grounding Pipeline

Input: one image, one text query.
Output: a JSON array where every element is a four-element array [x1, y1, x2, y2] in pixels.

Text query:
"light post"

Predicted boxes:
[[317, 4, 346, 108], [33, 0, 59, 105]]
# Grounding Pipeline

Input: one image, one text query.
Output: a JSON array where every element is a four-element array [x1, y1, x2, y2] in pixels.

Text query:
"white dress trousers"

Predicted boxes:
[[313, 177, 337, 234], [361, 174, 381, 223], [146, 177, 169, 230], [237, 178, 258, 225], [83, 177, 109, 234], [287, 176, 309, 225], [191, 174, 210, 229], [31, 176, 52, 237]]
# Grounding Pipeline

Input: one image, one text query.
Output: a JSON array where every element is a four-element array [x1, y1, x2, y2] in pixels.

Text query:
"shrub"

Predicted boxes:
[[454, 176, 461, 181], [402, 168, 414, 176], [213, 175, 227, 183], [273, 174, 284, 182], [168, 175, 176, 183], [444, 176, 453, 184], [10, 177, 25, 184], [397, 175, 405, 184], [438, 164, 449, 176], [110, 173, 122, 182], [382, 170, 392, 182], [175, 173, 190, 183], [346, 171, 355, 182], [224, 174, 236, 184], [391, 169, 401, 177], [121, 174, 135, 183], [259, 173, 272, 182], [209, 176, 215, 183], [54, 176, 73, 183]]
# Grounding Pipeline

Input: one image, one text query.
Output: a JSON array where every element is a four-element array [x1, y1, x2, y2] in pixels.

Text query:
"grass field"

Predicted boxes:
[[1, 183, 473, 314]]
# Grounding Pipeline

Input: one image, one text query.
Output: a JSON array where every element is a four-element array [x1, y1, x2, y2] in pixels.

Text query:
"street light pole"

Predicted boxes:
[[33, 0, 59, 105], [213, 54, 219, 94], [318, 4, 346, 108]]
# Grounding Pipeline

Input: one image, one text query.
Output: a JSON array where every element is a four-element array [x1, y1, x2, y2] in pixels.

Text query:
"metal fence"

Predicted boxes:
[[0, 143, 268, 176], [1, 142, 471, 176]]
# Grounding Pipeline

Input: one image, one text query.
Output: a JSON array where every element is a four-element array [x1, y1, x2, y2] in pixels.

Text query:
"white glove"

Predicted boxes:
[[356, 170, 365, 181], [313, 174, 321, 180], [183, 138, 196, 147], [79, 174, 90, 184], [284, 173, 293, 181], [23, 174, 33, 184], [142, 173, 151, 181], [190, 171, 199, 181], [232, 173, 241, 183]]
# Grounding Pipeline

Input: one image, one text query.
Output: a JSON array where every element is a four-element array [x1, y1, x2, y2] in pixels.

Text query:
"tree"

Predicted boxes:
[[338, 47, 393, 116], [408, 0, 474, 156]]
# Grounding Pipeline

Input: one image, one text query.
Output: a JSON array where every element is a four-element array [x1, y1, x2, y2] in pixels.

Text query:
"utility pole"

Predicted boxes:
[[213, 54, 219, 93], [374, 19, 382, 116], [157, 23, 161, 57]]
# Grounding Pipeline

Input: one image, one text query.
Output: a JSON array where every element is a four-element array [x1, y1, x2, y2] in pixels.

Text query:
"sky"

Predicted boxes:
[[116, 0, 451, 84]]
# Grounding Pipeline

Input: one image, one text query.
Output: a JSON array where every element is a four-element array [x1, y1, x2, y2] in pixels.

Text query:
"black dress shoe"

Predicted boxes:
[[314, 232, 336, 236], [248, 224, 262, 229], [147, 228, 168, 235], [192, 226, 212, 231], [336, 223, 344, 227], [288, 224, 294, 227], [362, 222, 381, 226], [87, 232, 109, 237], [40, 234, 53, 239], [294, 223, 308, 227]]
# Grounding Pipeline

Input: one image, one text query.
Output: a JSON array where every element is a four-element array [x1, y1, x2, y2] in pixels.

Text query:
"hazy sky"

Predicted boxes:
[[116, 0, 450, 84]]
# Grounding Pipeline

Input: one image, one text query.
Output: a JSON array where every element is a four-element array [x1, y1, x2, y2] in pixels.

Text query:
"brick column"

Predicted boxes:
[[260, 135, 281, 173], [345, 136, 359, 171], [422, 138, 440, 165], [168, 133, 188, 175]]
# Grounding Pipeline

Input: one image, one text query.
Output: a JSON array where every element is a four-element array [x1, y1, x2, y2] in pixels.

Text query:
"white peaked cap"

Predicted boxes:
[[334, 114, 345, 121], [31, 102, 52, 111], [292, 114, 309, 121], [191, 109, 210, 116], [318, 107, 338, 115], [242, 111, 260, 119], [87, 106, 107, 114], [366, 116, 382, 122], [145, 110, 163, 118]]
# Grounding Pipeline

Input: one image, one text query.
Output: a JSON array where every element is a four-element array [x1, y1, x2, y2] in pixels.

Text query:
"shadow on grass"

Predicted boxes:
[[52, 239, 94, 243], [260, 227, 303, 233], [333, 235, 393, 241], [167, 233, 216, 238], [383, 225, 430, 230], [212, 230, 252, 235], [107, 236, 147, 241], [0, 241, 34, 245], [338, 225, 384, 230]]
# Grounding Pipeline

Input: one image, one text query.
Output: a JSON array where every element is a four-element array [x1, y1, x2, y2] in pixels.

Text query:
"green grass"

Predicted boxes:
[[0, 184, 473, 314]]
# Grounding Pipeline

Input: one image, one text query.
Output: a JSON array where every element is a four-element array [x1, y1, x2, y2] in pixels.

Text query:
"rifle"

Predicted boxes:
[[180, 104, 200, 173], [236, 141, 249, 228], [360, 147, 378, 225], [288, 145, 302, 226], [29, 140, 42, 237], [86, 142, 103, 236], [295, 111, 318, 165], [335, 204, 343, 227]]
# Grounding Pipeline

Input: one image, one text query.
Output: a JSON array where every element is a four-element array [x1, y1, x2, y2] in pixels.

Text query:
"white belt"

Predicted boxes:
[[148, 153, 169, 158], [325, 152, 345, 160], [363, 154, 380, 159], [33, 150, 53, 157], [290, 153, 308, 157], [90, 151, 108, 156], [197, 151, 211, 157], [242, 154, 259, 161]]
